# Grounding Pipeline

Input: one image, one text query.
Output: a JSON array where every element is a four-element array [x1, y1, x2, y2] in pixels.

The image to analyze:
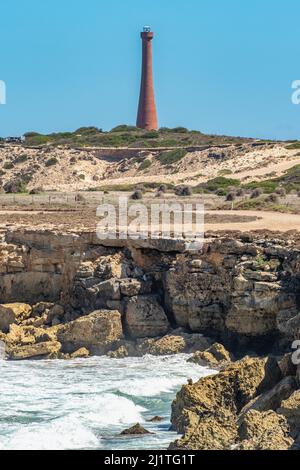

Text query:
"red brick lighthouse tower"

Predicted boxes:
[[136, 27, 158, 130]]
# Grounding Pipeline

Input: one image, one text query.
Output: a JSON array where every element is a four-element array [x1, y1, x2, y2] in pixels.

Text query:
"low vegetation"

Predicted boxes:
[[45, 157, 58, 167], [157, 149, 187, 165], [22, 126, 252, 149], [244, 165, 300, 194], [195, 176, 241, 194], [138, 159, 152, 171]]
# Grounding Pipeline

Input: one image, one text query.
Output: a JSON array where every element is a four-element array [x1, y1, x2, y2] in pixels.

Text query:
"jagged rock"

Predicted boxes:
[[225, 281, 283, 336], [119, 278, 151, 297], [107, 345, 129, 359], [4, 324, 57, 347], [137, 331, 211, 356], [237, 410, 293, 450], [0, 303, 32, 332], [7, 341, 61, 360], [120, 423, 153, 435], [47, 304, 65, 324], [125, 296, 169, 338], [169, 357, 282, 450], [188, 343, 233, 368], [147, 416, 163, 422], [278, 390, 300, 436], [57, 310, 122, 354], [278, 353, 297, 378], [239, 376, 297, 418], [32, 302, 54, 317], [137, 335, 186, 356], [70, 347, 90, 359]]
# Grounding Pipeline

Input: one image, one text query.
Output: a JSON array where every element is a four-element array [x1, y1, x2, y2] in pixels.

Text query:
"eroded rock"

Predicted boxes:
[[0, 303, 32, 332], [125, 296, 170, 339], [57, 310, 122, 354], [7, 341, 61, 360]]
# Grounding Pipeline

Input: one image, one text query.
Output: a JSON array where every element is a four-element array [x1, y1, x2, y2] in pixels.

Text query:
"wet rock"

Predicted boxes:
[[120, 423, 154, 435], [147, 416, 163, 423], [70, 347, 90, 359], [137, 331, 211, 356], [7, 340, 61, 360], [125, 296, 169, 339], [188, 343, 233, 368], [107, 345, 129, 359]]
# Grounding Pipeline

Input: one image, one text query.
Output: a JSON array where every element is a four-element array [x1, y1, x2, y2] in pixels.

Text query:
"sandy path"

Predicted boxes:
[[0, 209, 300, 233], [205, 210, 300, 232]]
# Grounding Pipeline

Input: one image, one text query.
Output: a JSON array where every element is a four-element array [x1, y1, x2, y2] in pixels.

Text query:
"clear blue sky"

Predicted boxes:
[[1, 0, 300, 139]]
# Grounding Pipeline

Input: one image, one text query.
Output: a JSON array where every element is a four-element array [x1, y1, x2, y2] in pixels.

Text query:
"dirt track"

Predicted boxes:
[[0, 209, 300, 234], [205, 210, 300, 232]]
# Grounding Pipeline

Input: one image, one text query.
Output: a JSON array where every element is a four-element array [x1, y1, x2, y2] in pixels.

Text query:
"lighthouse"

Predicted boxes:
[[136, 27, 158, 130]]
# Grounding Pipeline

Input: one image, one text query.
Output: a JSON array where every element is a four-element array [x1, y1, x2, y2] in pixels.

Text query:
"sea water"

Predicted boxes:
[[0, 354, 215, 450]]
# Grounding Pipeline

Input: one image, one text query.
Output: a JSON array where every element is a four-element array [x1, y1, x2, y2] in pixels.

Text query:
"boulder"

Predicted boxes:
[[169, 356, 282, 450], [188, 343, 233, 368], [70, 347, 90, 359], [0, 303, 32, 332], [119, 278, 152, 297], [120, 423, 153, 435], [125, 296, 169, 339], [239, 376, 297, 418], [107, 345, 129, 359], [278, 390, 300, 436], [5, 324, 57, 347], [237, 410, 293, 450], [7, 341, 61, 360], [278, 353, 297, 378], [137, 331, 211, 356], [147, 416, 163, 423], [47, 304, 65, 324], [57, 310, 122, 354]]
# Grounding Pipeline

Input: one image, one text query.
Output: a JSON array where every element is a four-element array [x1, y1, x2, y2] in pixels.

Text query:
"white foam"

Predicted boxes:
[[2, 416, 99, 450], [0, 354, 216, 450], [78, 394, 145, 426]]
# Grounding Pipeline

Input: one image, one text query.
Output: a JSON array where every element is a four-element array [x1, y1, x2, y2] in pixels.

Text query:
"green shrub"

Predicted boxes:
[[3, 162, 14, 169], [111, 125, 138, 133], [14, 154, 28, 164], [171, 127, 189, 133], [78, 174, 85, 180], [197, 176, 241, 193], [143, 131, 159, 139], [226, 191, 236, 201], [3, 179, 27, 193], [244, 180, 277, 193], [75, 127, 102, 135], [139, 159, 152, 171], [157, 149, 187, 165], [218, 169, 233, 176], [174, 185, 193, 196], [45, 157, 58, 167], [250, 188, 263, 199], [131, 190, 143, 200]]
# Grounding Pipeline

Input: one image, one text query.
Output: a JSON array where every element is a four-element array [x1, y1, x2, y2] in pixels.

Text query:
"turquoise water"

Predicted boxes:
[[0, 354, 214, 450]]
